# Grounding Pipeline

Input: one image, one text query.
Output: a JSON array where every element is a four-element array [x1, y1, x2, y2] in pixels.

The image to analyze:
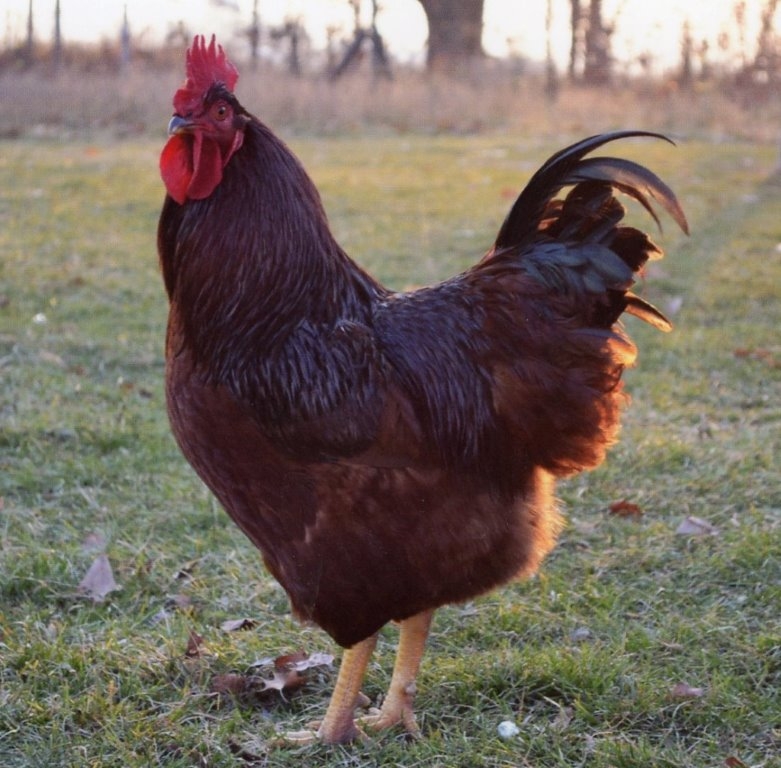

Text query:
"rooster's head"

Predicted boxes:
[[160, 35, 249, 204]]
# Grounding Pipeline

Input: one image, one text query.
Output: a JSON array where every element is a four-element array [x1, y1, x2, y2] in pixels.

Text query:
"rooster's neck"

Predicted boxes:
[[161, 119, 382, 364]]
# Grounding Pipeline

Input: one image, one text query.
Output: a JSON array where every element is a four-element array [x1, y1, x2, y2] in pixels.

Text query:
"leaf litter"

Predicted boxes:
[[77, 553, 119, 602], [608, 499, 644, 518], [220, 617, 258, 632], [675, 516, 720, 536], [211, 650, 334, 705], [669, 681, 706, 699]]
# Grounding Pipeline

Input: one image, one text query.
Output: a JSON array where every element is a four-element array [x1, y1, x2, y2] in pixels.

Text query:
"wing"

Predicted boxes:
[[215, 132, 685, 479]]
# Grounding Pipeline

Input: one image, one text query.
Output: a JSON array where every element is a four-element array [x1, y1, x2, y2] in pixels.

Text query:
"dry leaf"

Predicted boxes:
[[608, 499, 643, 518], [185, 629, 205, 657], [236, 650, 335, 702], [260, 668, 305, 693], [78, 554, 119, 602], [675, 516, 719, 536], [212, 673, 249, 696], [670, 682, 705, 699], [272, 651, 309, 669], [220, 617, 258, 632], [284, 651, 335, 672], [724, 757, 749, 768]]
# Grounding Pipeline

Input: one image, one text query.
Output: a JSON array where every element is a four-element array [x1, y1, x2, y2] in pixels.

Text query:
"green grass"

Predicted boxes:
[[1, 132, 779, 768]]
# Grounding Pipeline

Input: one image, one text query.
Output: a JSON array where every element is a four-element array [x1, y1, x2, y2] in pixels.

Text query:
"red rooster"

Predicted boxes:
[[158, 36, 687, 744]]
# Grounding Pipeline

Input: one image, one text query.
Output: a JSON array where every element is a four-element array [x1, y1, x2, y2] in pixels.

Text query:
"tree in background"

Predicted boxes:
[[753, 0, 780, 82], [568, 0, 615, 84], [733, 0, 780, 98], [417, 0, 485, 71], [52, 0, 62, 70]]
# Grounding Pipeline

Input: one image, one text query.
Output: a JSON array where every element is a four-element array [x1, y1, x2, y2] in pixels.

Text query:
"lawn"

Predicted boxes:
[[0, 129, 779, 768]]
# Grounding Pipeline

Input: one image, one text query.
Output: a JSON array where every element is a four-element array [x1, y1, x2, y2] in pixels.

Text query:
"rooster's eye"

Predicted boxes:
[[211, 103, 229, 121]]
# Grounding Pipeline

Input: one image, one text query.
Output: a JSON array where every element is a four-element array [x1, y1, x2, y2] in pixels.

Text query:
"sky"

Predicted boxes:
[[0, 0, 771, 72]]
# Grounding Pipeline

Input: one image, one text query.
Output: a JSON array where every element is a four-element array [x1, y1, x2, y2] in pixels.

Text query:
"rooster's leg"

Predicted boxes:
[[285, 633, 378, 744], [362, 609, 434, 737]]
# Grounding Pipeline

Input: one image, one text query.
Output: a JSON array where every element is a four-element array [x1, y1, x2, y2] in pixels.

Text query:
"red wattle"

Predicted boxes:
[[160, 134, 193, 205], [186, 134, 225, 201], [160, 132, 226, 204]]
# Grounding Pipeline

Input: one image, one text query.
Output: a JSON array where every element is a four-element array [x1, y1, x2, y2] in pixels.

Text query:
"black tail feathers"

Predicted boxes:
[[494, 131, 688, 332]]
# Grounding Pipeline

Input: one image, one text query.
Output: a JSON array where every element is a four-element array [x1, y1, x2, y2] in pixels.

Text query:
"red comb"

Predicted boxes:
[[173, 35, 239, 115]]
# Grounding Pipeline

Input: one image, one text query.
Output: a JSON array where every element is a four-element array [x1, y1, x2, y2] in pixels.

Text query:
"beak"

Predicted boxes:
[[167, 115, 195, 136]]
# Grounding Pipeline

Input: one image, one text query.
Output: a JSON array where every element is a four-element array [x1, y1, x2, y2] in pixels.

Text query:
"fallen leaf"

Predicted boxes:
[[78, 554, 119, 602], [284, 651, 335, 672], [260, 668, 305, 693], [675, 516, 719, 536], [271, 650, 309, 668], [185, 629, 205, 657], [670, 682, 705, 699], [724, 757, 749, 768], [608, 499, 643, 518], [212, 673, 249, 696], [235, 650, 335, 702], [220, 617, 258, 632]]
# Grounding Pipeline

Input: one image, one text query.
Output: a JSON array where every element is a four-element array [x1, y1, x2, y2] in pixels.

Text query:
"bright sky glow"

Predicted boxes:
[[0, 0, 770, 72]]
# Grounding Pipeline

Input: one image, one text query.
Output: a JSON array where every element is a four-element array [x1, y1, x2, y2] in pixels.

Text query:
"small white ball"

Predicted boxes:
[[497, 720, 520, 739]]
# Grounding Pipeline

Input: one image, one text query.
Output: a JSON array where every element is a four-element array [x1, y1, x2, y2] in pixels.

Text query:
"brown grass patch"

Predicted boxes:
[[2, 64, 780, 142]]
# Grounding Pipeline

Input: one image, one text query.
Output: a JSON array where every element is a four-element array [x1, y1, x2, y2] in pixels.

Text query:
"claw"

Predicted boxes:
[[358, 681, 422, 737], [274, 720, 371, 747]]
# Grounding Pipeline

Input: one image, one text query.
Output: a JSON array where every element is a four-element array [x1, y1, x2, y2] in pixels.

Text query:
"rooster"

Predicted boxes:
[[158, 35, 687, 744]]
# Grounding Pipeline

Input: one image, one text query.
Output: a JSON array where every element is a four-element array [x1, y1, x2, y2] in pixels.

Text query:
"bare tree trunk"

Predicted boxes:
[[52, 0, 62, 71], [249, 0, 260, 72], [568, 0, 583, 80], [754, 0, 780, 80], [583, 0, 612, 84], [545, 0, 559, 100], [417, 0, 485, 71], [120, 4, 131, 71], [678, 20, 694, 88], [24, 0, 34, 68]]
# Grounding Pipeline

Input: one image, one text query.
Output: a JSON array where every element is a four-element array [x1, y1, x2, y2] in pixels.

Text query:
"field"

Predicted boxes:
[[1, 74, 780, 767]]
